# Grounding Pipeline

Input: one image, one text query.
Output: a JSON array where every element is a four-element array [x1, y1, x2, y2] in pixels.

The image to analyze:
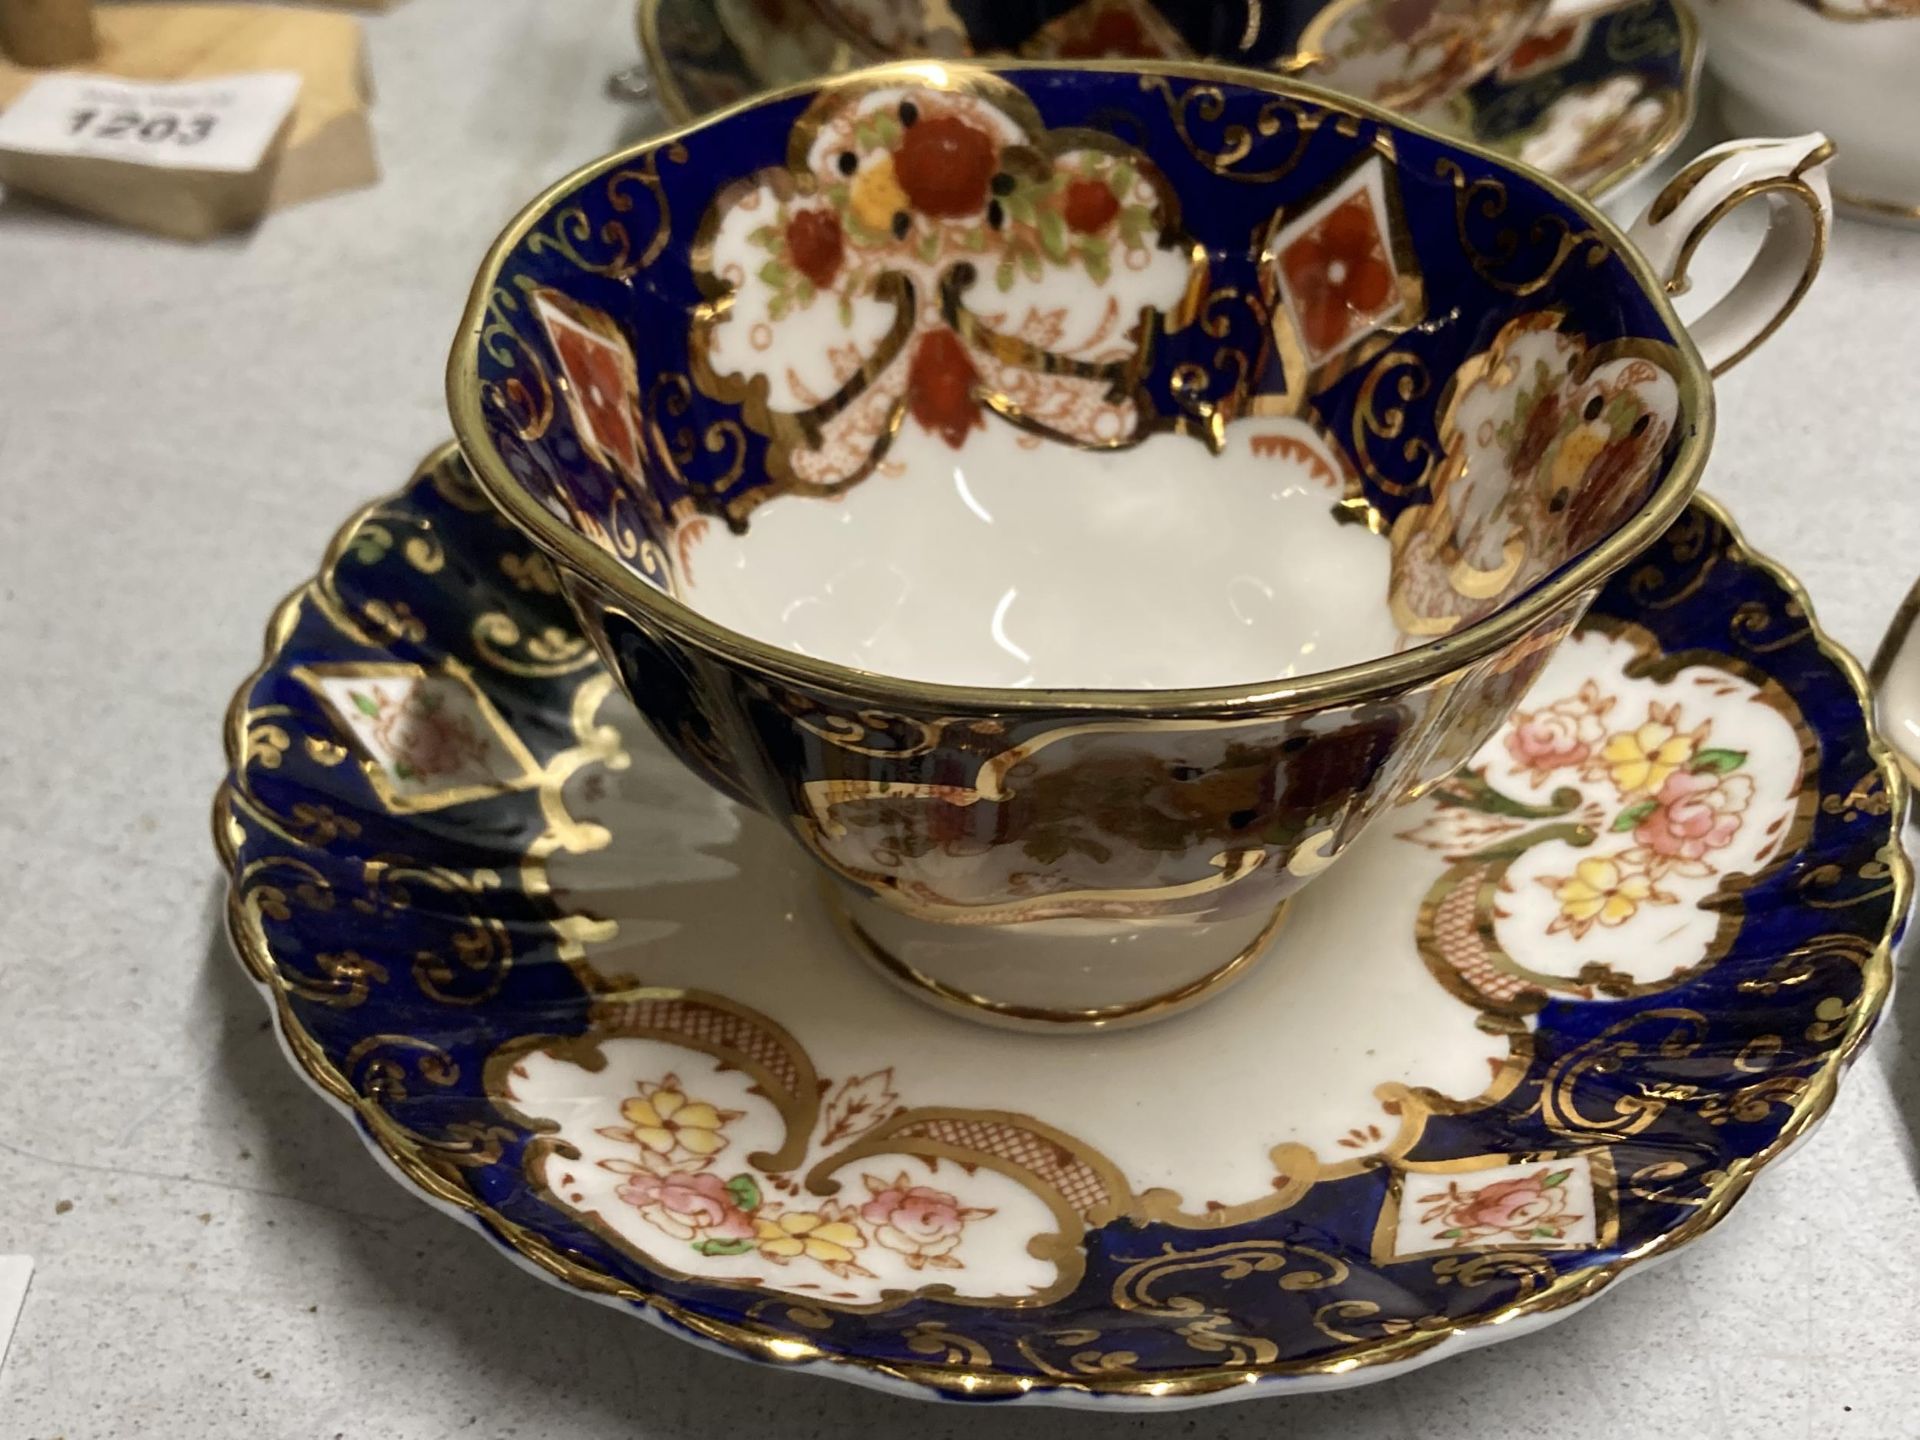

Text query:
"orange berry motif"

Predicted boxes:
[[907, 329, 984, 448], [785, 208, 844, 288], [1062, 177, 1119, 234]]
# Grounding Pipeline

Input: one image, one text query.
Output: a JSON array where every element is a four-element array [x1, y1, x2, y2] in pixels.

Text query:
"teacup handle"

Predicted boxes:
[[1626, 134, 1833, 377]]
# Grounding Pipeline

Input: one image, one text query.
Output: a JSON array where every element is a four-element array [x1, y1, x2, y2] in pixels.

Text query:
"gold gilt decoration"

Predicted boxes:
[[1435, 156, 1610, 294]]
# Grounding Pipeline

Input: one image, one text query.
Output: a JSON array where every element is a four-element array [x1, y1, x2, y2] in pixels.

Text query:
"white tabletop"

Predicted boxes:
[[1, 2, 1915, 1436]]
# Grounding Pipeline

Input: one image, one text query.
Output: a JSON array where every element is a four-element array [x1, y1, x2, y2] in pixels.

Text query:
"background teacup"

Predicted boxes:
[[449, 62, 1829, 1029], [717, 0, 1552, 112], [1694, 0, 1920, 224]]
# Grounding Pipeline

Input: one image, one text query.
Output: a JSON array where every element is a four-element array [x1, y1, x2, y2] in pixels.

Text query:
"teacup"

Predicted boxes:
[[1695, 0, 1920, 224], [449, 61, 1828, 1029], [738, 0, 1552, 112]]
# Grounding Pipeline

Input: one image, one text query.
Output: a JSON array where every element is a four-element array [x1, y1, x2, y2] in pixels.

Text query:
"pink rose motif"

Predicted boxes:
[[616, 1169, 755, 1243], [858, 1172, 992, 1269], [1634, 766, 1753, 865], [361, 685, 490, 781], [1420, 1165, 1580, 1244], [1458, 1174, 1559, 1231], [1503, 680, 1612, 785]]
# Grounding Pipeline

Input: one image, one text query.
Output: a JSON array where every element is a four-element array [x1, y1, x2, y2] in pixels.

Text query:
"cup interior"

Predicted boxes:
[[457, 64, 1701, 697]]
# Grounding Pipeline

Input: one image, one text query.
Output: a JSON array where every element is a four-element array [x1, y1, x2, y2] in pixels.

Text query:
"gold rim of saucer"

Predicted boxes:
[[449, 57, 1716, 719]]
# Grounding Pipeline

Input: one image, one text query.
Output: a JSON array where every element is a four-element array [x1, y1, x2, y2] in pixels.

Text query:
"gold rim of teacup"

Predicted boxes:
[[448, 57, 1716, 718]]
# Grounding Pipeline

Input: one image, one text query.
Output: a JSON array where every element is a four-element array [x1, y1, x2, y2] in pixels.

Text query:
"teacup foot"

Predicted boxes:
[[829, 892, 1289, 1034]]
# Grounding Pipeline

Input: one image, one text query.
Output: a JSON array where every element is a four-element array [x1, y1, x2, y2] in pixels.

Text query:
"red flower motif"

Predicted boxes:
[[786, 207, 844, 288], [893, 115, 999, 217], [907, 328, 983, 448], [548, 321, 640, 474], [1280, 192, 1396, 358], [1062, 177, 1119, 234], [1056, 6, 1157, 57]]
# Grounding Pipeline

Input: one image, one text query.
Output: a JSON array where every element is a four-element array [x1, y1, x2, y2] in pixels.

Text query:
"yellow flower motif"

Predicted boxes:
[[849, 156, 909, 234], [753, 1209, 866, 1265], [1545, 856, 1663, 937], [617, 1076, 732, 1159], [1599, 706, 1699, 794]]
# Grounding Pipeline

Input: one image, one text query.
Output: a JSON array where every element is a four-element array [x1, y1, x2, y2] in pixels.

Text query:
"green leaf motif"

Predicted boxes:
[[1083, 244, 1111, 284], [994, 258, 1017, 292], [768, 294, 790, 321], [1437, 772, 1582, 820], [349, 527, 392, 564], [1690, 748, 1747, 775], [757, 258, 791, 287], [1018, 246, 1043, 282], [392, 761, 418, 782], [1439, 1227, 1463, 1239], [1531, 1226, 1560, 1239], [692, 1237, 756, 1256], [915, 228, 942, 264], [795, 278, 815, 308], [747, 223, 779, 247], [725, 1174, 762, 1212], [1611, 799, 1657, 832], [350, 691, 381, 718], [1540, 1168, 1573, 1189], [837, 295, 854, 327], [1037, 208, 1070, 263], [1108, 160, 1136, 198], [1117, 206, 1148, 249]]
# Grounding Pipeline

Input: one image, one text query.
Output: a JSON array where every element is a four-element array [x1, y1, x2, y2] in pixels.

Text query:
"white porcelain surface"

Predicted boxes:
[[1696, 0, 1920, 219], [685, 418, 1396, 688]]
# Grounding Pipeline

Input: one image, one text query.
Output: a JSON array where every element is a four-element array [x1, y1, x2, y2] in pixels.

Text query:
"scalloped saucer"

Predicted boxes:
[[636, 0, 1699, 200], [216, 443, 1904, 1409]]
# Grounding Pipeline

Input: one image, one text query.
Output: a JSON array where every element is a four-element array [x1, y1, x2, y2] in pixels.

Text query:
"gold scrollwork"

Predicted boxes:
[[479, 285, 556, 441], [1625, 1159, 1724, 1207], [1311, 1299, 1419, 1344], [354, 859, 513, 1006], [1430, 1250, 1557, 1300], [342, 1035, 517, 1166], [1351, 348, 1436, 498], [1540, 1008, 1709, 1139], [1696, 1073, 1809, 1126], [1139, 75, 1320, 184], [472, 612, 598, 677], [1435, 158, 1610, 296], [524, 143, 688, 279], [902, 1321, 993, 1367]]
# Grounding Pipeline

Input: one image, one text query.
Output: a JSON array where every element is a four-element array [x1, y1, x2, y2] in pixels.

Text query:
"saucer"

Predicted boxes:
[[1426, 0, 1699, 199], [635, 0, 1698, 199], [217, 443, 1906, 1407]]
